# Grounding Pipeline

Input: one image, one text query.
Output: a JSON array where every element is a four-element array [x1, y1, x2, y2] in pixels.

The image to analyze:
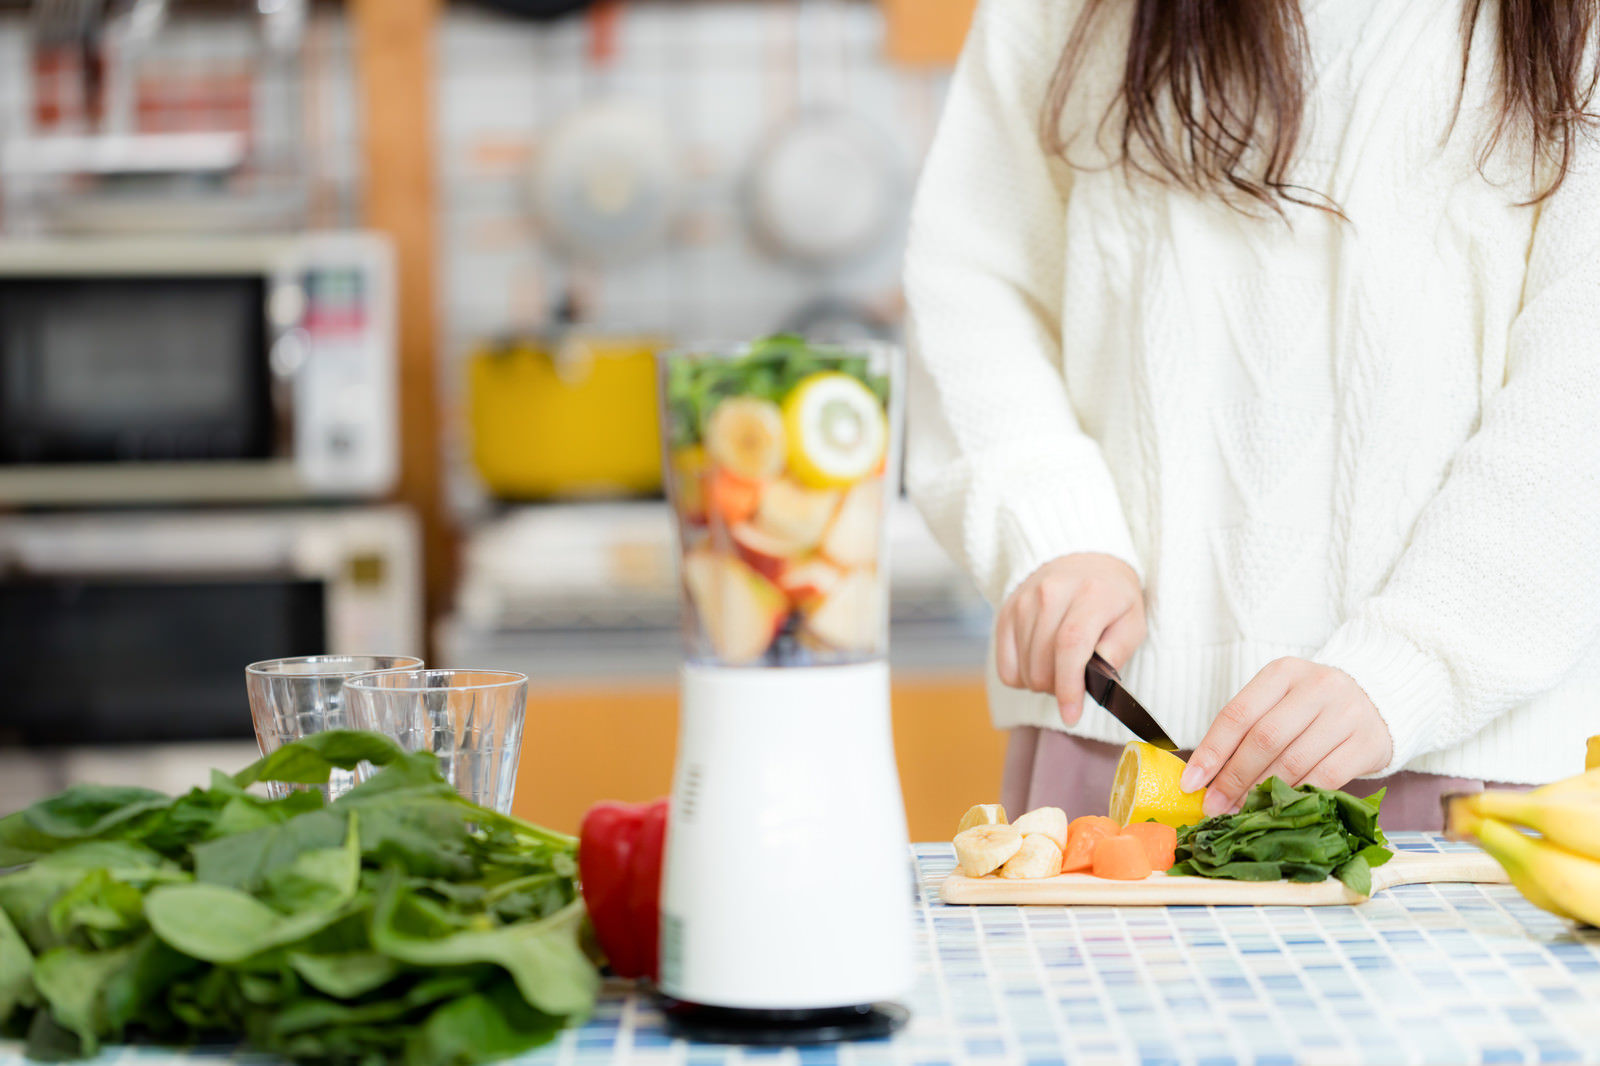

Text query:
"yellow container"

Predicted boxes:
[[468, 334, 665, 499]]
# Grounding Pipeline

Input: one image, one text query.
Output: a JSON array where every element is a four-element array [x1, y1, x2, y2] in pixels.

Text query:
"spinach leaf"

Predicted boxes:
[[233, 729, 406, 789], [404, 978, 564, 1066], [287, 951, 403, 999], [99, 934, 200, 1035], [191, 809, 346, 890], [32, 944, 137, 1054], [260, 814, 362, 915], [0, 730, 593, 1064], [145, 883, 354, 965], [46, 870, 145, 950], [1173, 777, 1392, 895], [23, 787, 173, 843], [0, 813, 71, 869], [0, 905, 35, 1026], [370, 874, 597, 1018]]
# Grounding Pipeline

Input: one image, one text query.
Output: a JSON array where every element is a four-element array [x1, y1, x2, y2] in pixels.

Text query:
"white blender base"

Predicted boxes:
[[660, 662, 916, 1011]]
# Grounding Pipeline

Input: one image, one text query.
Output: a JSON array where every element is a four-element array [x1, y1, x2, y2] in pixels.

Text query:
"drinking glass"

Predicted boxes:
[[342, 668, 528, 814], [245, 654, 423, 799]]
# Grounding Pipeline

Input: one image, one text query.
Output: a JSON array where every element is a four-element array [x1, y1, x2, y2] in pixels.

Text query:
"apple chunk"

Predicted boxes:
[[801, 568, 885, 653], [776, 557, 843, 609], [730, 522, 809, 581], [683, 549, 788, 664], [753, 478, 841, 552], [821, 479, 882, 569]]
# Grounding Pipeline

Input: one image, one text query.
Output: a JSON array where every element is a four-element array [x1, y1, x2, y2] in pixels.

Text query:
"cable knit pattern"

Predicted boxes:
[[905, 0, 1600, 785]]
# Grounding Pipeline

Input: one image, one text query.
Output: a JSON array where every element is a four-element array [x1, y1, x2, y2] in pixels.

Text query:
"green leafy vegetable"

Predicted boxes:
[[0, 730, 595, 1064], [1171, 777, 1392, 895], [663, 333, 891, 448]]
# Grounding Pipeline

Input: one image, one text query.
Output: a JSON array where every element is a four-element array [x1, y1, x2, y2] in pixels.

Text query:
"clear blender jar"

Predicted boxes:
[[656, 337, 915, 1043]]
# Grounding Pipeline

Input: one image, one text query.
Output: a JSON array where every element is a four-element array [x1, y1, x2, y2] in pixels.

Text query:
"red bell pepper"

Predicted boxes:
[[578, 797, 669, 982]]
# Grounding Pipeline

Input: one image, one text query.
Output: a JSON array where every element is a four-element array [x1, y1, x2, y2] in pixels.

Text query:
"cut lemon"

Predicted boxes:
[[781, 372, 888, 489], [1109, 741, 1207, 829]]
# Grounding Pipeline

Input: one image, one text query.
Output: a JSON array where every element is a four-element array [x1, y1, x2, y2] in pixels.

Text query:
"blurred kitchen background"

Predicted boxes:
[[0, 0, 1002, 840]]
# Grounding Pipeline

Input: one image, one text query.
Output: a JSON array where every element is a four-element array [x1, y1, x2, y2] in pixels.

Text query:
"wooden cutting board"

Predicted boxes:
[[940, 848, 1508, 906]]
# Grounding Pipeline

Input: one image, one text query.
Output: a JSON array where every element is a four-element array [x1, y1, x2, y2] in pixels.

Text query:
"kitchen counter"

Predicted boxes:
[[4, 834, 1598, 1066]]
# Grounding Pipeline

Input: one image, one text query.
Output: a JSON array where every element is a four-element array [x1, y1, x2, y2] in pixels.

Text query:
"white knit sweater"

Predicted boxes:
[[904, 0, 1600, 785]]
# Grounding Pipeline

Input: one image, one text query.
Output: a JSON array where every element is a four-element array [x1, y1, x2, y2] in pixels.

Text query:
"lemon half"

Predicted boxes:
[[1110, 741, 1207, 828], [781, 372, 888, 489]]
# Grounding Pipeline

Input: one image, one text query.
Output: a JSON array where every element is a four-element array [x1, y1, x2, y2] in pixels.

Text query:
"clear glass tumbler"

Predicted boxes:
[[341, 668, 528, 814], [245, 654, 424, 799]]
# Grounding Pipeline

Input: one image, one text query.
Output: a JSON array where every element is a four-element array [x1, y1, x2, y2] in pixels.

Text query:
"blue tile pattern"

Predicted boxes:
[[3, 835, 1599, 1065]]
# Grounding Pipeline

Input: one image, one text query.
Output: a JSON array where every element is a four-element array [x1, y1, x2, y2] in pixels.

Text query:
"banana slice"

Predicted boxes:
[[706, 397, 786, 482], [1011, 806, 1069, 850], [999, 834, 1064, 879], [956, 803, 1008, 836], [953, 824, 1023, 878]]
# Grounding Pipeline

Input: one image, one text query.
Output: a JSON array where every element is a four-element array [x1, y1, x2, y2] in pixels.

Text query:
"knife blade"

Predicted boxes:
[[1083, 652, 1178, 751]]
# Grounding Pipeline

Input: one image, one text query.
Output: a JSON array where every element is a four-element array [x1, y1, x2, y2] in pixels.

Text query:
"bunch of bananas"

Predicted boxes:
[[1444, 736, 1600, 925]]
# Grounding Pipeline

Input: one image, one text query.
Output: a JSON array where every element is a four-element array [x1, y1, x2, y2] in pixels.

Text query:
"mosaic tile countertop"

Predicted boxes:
[[4, 834, 1599, 1066]]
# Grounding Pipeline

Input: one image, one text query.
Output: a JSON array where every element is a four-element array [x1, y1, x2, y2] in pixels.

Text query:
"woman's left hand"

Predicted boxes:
[[1179, 658, 1394, 816]]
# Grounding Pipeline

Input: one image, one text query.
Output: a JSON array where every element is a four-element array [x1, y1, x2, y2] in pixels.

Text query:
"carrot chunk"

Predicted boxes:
[[1060, 815, 1120, 872], [1120, 821, 1178, 872], [1091, 834, 1154, 881]]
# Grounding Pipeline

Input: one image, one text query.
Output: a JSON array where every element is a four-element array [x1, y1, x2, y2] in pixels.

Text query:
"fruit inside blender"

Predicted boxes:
[[663, 337, 892, 667]]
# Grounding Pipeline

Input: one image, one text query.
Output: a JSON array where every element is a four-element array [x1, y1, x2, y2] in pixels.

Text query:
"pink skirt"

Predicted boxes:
[[1001, 727, 1517, 833]]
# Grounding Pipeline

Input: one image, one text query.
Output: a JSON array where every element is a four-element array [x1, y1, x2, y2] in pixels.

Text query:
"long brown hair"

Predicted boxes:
[[1045, 0, 1600, 212]]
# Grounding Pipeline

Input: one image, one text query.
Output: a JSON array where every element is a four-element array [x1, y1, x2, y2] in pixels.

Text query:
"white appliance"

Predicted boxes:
[[0, 506, 421, 811], [0, 232, 395, 505], [655, 341, 914, 1043]]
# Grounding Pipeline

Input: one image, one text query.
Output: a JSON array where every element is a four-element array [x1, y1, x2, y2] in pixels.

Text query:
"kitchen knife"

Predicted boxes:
[[1084, 652, 1178, 751]]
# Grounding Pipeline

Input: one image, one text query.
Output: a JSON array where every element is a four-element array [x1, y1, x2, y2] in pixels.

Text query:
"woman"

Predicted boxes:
[[904, 0, 1600, 829]]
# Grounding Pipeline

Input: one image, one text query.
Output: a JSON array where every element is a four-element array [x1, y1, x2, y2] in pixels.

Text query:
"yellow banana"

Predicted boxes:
[[1471, 789, 1600, 861], [1588, 735, 1600, 772], [1445, 799, 1575, 920], [1470, 815, 1600, 925], [1536, 767, 1600, 798]]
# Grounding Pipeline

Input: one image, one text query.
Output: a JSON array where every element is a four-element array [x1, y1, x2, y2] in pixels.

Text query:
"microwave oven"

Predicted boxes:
[[0, 505, 421, 747], [0, 232, 396, 504]]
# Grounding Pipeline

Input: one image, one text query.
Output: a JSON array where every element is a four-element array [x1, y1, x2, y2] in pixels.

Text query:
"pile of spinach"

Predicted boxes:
[[664, 334, 890, 449], [0, 731, 597, 1065], [1171, 777, 1393, 895]]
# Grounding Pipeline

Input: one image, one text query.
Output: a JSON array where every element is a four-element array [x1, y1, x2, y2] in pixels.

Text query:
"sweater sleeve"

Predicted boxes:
[[903, 0, 1141, 608], [1314, 148, 1600, 775]]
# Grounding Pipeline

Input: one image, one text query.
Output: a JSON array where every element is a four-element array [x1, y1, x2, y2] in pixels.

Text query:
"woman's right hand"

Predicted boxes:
[[995, 553, 1147, 726]]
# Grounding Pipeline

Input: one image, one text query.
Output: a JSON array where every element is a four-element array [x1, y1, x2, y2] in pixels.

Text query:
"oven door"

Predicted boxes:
[[0, 507, 421, 747], [0, 574, 326, 745], [0, 274, 276, 466]]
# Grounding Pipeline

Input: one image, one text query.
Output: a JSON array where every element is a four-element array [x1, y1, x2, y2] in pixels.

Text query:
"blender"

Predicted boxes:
[[656, 337, 915, 1043]]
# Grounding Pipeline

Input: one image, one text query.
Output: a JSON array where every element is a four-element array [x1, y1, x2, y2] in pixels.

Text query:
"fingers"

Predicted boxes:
[[1059, 604, 1145, 726], [993, 555, 1149, 722], [1024, 584, 1071, 698], [1184, 662, 1394, 816], [1095, 608, 1147, 671], [1050, 600, 1104, 725], [1197, 689, 1322, 817], [1298, 736, 1371, 793], [1300, 728, 1392, 793], [994, 606, 1019, 688], [1258, 711, 1353, 789], [1180, 659, 1297, 794]]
